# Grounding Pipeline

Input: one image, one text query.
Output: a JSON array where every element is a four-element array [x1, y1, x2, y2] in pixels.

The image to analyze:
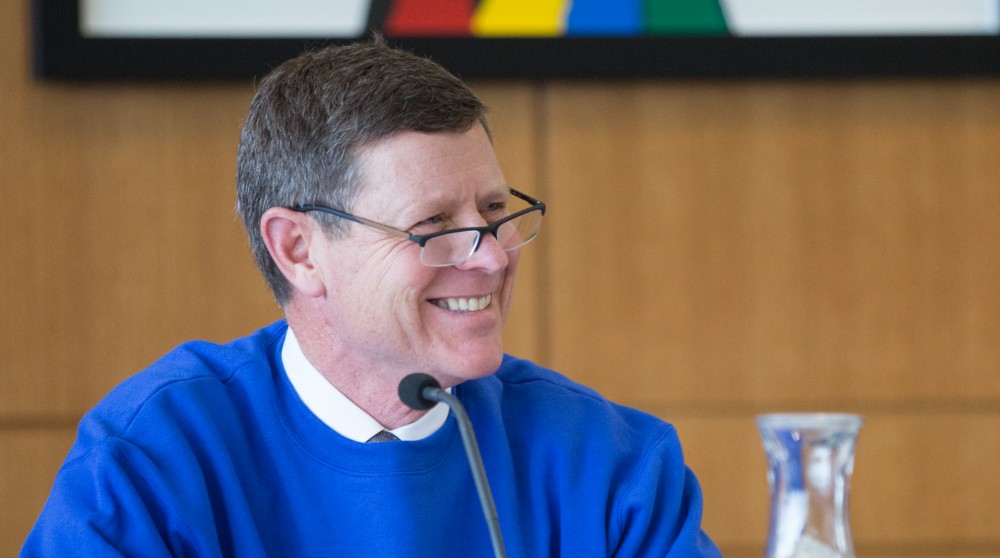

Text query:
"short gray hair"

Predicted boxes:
[[236, 38, 490, 305]]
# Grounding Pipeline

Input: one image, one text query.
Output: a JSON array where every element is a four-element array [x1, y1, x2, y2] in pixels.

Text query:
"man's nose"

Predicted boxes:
[[457, 231, 508, 272]]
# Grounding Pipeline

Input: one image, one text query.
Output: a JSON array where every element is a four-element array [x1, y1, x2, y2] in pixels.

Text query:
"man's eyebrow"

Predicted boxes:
[[484, 185, 512, 199], [421, 184, 511, 205]]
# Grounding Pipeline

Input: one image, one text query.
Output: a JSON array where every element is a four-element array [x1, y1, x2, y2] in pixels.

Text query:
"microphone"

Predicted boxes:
[[398, 373, 507, 558]]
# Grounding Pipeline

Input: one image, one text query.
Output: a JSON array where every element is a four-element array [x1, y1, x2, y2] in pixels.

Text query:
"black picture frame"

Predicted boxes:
[[32, 0, 1000, 82]]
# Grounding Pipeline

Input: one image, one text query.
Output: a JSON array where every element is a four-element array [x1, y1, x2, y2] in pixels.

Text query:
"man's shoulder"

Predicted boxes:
[[492, 355, 604, 401], [484, 355, 668, 434], [118, 320, 285, 394], [149, 320, 286, 382], [75, 321, 287, 447]]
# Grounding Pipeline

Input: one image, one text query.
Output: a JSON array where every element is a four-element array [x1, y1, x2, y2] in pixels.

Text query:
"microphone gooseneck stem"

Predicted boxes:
[[422, 387, 507, 558]]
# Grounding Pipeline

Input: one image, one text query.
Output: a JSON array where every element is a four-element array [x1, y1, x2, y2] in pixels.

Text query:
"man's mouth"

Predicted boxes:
[[432, 294, 492, 312]]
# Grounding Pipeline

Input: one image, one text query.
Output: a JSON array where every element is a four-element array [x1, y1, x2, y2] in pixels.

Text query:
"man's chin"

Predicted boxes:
[[433, 348, 504, 386]]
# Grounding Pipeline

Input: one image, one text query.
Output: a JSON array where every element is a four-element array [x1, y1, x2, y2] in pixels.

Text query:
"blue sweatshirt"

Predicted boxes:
[[23, 321, 720, 557]]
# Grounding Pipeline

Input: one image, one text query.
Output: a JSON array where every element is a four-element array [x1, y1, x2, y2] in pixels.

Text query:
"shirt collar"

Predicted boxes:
[[281, 326, 450, 443]]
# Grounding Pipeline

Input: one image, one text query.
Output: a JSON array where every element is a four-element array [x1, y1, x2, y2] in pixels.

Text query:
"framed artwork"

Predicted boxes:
[[32, 0, 1000, 81]]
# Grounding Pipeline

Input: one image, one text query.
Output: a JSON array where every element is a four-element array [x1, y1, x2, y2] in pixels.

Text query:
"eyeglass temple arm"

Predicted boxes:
[[348, 214, 412, 240], [509, 188, 544, 212], [293, 204, 411, 240]]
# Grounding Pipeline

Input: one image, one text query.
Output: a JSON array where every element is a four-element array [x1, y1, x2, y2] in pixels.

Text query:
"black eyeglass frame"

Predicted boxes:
[[291, 188, 546, 258]]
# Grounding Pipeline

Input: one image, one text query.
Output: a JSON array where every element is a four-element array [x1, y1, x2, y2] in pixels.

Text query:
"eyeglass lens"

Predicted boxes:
[[420, 210, 542, 266]]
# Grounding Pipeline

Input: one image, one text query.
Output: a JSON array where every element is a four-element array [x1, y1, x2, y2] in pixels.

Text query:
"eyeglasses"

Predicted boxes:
[[291, 188, 545, 267]]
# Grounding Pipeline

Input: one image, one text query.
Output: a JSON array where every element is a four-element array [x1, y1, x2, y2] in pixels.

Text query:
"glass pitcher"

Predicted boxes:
[[757, 413, 863, 558]]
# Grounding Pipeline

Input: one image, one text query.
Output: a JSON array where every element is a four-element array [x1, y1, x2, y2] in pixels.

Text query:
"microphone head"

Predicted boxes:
[[398, 373, 441, 411]]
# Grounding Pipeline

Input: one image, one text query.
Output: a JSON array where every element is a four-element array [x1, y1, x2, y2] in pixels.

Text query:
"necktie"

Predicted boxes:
[[366, 430, 399, 443]]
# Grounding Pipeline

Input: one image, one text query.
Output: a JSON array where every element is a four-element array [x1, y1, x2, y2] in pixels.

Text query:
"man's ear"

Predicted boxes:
[[260, 207, 327, 299]]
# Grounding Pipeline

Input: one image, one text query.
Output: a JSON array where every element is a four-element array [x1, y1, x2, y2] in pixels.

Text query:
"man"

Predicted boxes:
[[23, 39, 721, 557]]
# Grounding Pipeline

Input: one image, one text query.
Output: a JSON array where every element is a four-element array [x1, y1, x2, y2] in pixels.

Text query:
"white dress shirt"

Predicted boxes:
[[281, 327, 450, 442]]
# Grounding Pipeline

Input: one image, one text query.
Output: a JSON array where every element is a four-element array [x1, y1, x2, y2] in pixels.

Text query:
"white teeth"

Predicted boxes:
[[435, 294, 492, 312]]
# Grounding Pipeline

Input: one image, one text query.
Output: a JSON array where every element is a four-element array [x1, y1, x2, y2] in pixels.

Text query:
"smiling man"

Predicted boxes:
[[23, 39, 721, 557], [267, 126, 520, 424]]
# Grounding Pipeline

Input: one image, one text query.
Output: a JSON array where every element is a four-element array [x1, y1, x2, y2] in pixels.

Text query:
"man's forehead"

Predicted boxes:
[[351, 127, 504, 200], [368, 180, 510, 206]]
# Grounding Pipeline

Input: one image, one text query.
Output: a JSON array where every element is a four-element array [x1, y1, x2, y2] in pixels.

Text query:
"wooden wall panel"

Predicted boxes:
[[667, 413, 1000, 551], [543, 81, 1000, 406], [1, 0, 282, 417], [0, 428, 77, 557], [542, 80, 1000, 556], [2, 81, 284, 417]]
